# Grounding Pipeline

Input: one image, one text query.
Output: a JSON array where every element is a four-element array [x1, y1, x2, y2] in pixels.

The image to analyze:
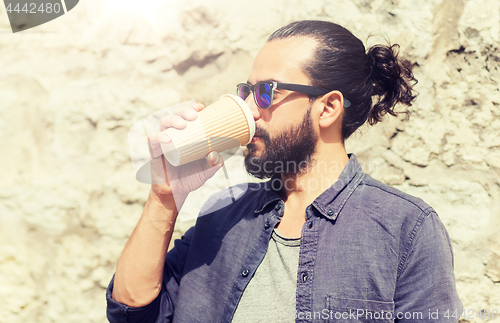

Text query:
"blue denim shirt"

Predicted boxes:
[[106, 154, 462, 322]]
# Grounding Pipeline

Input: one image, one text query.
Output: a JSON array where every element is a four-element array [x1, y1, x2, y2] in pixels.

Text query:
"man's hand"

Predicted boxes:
[[147, 102, 224, 207]]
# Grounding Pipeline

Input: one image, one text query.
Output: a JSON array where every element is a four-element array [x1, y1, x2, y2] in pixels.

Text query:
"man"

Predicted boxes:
[[107, 20, 463, 322]]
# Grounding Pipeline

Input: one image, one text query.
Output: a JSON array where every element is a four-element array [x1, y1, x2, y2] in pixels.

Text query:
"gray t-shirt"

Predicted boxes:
[[231, 229, 300, 323]]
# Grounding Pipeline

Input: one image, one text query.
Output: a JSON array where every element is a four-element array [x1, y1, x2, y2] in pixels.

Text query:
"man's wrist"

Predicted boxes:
[[148, 189, 188, 214]]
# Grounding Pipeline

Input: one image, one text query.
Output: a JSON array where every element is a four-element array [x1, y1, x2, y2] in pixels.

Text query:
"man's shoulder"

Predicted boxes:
[[349, 175, 448, 254], [356, 173, 435, 216]]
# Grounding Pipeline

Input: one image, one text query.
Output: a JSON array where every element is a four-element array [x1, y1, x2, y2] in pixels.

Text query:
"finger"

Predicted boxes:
[[206, 151, 224, 168], [177, 105, 199, 121], [159, 114, 188, 131], [172, 103, 199, 118], [149, 131, 171, 145], [194, 102, 205, 112], [161, 103, 204, 131], [148, 132, 171, 158], [199, 151, 224, 181]]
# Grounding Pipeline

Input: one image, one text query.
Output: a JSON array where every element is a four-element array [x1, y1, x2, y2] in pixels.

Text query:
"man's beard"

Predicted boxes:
[[244, 107, 318, 179]]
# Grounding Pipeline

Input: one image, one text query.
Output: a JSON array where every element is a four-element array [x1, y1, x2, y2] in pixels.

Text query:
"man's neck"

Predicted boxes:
[[279, 144, 349, 207], [274, 143, 349, 237]]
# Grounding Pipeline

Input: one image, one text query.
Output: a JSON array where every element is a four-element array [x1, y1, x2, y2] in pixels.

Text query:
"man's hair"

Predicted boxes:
[[268, 20, 417, 140]]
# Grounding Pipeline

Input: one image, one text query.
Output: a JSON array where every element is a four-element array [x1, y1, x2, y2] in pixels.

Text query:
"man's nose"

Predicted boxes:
[[246, 93, 261, 121]]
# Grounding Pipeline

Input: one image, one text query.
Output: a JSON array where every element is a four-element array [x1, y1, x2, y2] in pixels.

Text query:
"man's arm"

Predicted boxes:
[[394, 211, 463, 322], [111, 191, 183, 308], [106, 193, 195, 323], [107, 103, 223, 323]]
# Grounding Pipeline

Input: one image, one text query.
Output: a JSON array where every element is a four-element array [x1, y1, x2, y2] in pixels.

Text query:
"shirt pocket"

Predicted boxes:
[[324, 296, 395, 323]]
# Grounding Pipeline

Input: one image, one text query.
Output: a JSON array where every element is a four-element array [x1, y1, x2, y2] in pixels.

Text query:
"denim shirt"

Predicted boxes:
[[106, 154, 463, 323]]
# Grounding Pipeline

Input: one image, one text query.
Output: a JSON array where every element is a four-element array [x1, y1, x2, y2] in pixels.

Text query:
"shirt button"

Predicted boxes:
[[308, 222, 313, 229], [275, 204, 281, 211], [264, 221, 270, 229], [301, 273, 308, 282], [327, 210, 334, 216], [242, 269, 249, 277]]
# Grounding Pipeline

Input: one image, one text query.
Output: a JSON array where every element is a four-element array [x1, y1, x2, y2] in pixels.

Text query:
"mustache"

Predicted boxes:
[[254, 125, 270, 141]]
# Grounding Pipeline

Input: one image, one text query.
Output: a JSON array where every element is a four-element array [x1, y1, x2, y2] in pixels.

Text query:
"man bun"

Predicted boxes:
[[366, 44, 417, 125]]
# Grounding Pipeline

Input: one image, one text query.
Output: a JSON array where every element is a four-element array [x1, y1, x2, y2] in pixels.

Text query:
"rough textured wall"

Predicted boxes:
[[0, 0, 498, 322]]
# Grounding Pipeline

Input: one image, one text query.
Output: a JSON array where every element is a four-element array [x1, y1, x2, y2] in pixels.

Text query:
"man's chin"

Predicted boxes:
[[244, 155, 274, 180]]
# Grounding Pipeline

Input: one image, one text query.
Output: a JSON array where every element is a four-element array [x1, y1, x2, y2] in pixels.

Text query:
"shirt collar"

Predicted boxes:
[[312, 154, 364, 220], [253, 154, 364, 220], [253, 175, 283, 214]]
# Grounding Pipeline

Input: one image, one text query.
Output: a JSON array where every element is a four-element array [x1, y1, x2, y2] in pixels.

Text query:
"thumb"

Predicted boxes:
[[205, 151, 224, 168], [198, 151, 224, 183]]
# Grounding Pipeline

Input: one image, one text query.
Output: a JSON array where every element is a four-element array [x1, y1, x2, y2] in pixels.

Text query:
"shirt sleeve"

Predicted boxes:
[[106, 227, 195, 323], [394, 211, 463, 322]]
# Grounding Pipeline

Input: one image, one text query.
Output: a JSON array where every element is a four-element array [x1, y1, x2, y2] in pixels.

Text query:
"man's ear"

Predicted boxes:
[[317, 91, 344, 129]]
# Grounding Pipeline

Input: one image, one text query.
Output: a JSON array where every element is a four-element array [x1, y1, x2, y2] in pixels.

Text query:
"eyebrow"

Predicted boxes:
[[246, 78, 282, 85]]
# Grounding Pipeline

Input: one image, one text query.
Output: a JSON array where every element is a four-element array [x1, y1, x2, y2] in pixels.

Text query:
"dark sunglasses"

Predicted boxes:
[[236, 81, 351, 109]]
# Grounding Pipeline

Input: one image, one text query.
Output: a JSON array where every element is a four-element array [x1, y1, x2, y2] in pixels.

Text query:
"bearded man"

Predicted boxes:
[[106, 20, 462, 323]]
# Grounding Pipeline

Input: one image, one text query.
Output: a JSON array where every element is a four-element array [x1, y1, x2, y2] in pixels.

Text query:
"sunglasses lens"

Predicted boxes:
[[237, 85, 250, 100], [255, 83, 272, 108]]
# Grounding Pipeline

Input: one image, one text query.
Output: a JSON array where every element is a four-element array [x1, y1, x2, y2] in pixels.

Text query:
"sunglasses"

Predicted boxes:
[[237, 81, 351, 109]]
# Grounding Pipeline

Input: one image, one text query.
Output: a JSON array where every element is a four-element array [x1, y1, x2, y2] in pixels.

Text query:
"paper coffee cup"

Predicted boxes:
[[161, 94, 255, 166]]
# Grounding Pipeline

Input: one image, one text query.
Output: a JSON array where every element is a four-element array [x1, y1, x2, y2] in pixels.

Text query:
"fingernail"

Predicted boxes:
[[213, 152, 222, 165], [160, 133, 171, 143], [212, 154, 220, 164], [208, 152, 220, 166]]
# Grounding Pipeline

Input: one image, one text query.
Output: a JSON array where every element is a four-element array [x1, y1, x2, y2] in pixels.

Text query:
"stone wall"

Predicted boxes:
[[0, 0, 498, 322]]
